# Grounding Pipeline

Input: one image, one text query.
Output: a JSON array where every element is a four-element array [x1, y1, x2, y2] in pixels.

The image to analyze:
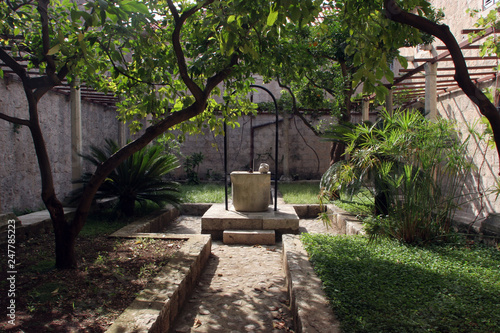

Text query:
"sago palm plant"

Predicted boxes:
[[72, 139, 181, 216]]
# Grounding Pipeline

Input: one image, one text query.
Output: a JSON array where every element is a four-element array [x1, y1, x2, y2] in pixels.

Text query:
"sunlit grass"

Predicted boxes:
[[278, 182, 321, 204], [179, 183, 228, 203]]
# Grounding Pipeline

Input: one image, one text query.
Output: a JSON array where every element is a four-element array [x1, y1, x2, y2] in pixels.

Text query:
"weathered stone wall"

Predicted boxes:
[[1, 75, 333, 213], [422, 0, 500, 216], [0, 77, 123, 213], [170, 113, 332, 181]]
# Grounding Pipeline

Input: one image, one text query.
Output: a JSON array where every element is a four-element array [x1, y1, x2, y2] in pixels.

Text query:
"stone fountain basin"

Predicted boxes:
[[230, 171, 270, 212]]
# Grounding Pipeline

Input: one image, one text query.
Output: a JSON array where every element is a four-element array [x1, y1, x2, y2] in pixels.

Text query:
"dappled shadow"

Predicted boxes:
[[161, 215, 201, 234], [170, 243, 293, 332], [304, 235, 500, 333]]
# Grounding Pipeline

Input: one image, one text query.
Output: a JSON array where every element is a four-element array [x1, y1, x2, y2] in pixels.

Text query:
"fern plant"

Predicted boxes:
[[72, 139, 181, 216]]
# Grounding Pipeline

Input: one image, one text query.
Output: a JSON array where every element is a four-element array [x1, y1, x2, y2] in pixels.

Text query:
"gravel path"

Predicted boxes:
[[161, 214, 340, 333]]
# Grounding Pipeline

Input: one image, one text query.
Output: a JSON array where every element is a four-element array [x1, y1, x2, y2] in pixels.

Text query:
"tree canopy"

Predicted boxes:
[[0, 0, 323, 268]]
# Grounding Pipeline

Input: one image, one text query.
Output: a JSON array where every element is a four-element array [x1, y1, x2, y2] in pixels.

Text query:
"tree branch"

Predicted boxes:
[[384, 0, 500, 173], [37, 0, 62, 86], [167, 0, 214, 102], [277, 77, 321, 136], [0, 47, 27, 80], [0, 111, 31, 127], [205, 53, 239, 96]]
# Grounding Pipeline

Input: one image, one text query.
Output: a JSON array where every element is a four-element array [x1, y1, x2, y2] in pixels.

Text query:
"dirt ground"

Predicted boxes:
[[0, 232, 183, 332]]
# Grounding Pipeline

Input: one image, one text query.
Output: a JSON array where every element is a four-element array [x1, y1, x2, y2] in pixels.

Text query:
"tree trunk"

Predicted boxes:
[[28, 101, 77, 268], [53, 214, 77, 269]]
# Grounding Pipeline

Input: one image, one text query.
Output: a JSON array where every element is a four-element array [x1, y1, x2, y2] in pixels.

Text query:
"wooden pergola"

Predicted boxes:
[[388, 27, 500, 110]]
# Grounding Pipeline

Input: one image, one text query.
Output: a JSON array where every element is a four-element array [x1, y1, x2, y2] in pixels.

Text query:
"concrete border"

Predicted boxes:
[[106, 205, 212, 333], [282, 234, 341, 333], [106, 233, 211, 333]]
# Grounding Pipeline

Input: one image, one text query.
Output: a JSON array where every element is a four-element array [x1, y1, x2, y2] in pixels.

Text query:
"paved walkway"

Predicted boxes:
[[160, 212, 340, 333]]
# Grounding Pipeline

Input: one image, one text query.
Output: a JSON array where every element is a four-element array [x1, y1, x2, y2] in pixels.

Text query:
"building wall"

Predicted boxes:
[[169, 113, 332, 181], [0, 75, 333, 213], [0, 77, 122, 213], [418, 0, 500, 216]]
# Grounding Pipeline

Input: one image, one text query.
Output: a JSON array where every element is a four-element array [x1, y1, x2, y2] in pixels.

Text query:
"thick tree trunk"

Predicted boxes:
[[53, 213, 77, 269], [28, 100, 77, 268]]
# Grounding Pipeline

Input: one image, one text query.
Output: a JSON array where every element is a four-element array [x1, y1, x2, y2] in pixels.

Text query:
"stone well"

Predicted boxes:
[[230, 171, 270, 212]]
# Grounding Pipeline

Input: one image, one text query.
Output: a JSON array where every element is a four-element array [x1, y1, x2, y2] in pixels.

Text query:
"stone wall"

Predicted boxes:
[[0, 74, 334, 213], [0, 77, 123, 213], [169, 113, 332, 181], [417, 0, 500, 216]]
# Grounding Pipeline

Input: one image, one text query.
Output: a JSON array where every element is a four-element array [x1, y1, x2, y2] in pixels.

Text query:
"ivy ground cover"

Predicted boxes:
[[302, 234, 500, 333]]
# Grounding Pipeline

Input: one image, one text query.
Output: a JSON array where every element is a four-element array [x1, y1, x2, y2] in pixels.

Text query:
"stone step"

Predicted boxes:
[[201, 204, 299, 240], [223, 230, 276, 245]]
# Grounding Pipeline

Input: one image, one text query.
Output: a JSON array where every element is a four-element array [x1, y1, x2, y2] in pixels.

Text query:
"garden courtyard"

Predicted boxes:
[[2, 0, 500, 332], [1, 182, 499, 332]]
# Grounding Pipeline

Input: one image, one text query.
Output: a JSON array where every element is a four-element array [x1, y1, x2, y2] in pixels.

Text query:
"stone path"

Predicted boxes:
[[161, 214, 340, 333]]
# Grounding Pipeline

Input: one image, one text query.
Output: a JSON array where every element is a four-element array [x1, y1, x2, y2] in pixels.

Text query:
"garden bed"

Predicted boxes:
[[0, 232, 184, 332]]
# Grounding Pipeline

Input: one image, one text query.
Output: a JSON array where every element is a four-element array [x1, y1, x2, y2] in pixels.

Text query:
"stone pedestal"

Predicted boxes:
[[230, 171, 270, 212]]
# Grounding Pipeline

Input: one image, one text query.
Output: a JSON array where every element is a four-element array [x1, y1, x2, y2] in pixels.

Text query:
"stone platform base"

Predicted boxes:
[[223, 230, 276, 245], [201, 204, 299, 240]]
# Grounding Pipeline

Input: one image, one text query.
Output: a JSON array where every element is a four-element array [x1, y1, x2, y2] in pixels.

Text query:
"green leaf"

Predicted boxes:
[[227, 15, 236, 23], [47, 44, 61, 56], [267, 8, 279, 26]]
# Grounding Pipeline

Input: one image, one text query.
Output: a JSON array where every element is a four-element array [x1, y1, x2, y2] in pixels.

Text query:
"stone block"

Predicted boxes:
[[346, 221, 365, 235], [223, 230, 275, 245], [293, 205, 309, 219], [222, 219, 263, 230], [481, 213, 500, 237], [282, 234, 341, 333], [231, 171, 270, 212]]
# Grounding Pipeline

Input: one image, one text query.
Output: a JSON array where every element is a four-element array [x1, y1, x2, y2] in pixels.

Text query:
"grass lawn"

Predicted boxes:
[[179, 182, 322, 204], [180, 183, 227, 203], [278, 182, 321, 204], [302, 233, 500, 333]]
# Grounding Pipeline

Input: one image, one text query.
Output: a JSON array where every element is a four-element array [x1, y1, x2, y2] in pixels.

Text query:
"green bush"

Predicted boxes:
[[72, 139, 181, 216], [183, 152, 204, 185], [321, 110, 474, 244]]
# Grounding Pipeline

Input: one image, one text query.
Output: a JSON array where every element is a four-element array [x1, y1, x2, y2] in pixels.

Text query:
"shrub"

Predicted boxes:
[[72, 139, 181, 216], [321, 109, 475, 244], [183, 152, 204, 185]]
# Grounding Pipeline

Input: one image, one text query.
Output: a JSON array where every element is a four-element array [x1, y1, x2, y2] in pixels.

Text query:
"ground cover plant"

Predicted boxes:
[[0, 212, 183, 332], [302, 233, 500, 333]]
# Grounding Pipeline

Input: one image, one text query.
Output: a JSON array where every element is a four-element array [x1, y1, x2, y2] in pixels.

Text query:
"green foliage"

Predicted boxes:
[[334, 0, 443, 102], [302, 233, 500, 333], [468, 4, 500, 59], [279, 182, 321, 204], [73, 139, 181, 216], [179, 183, 227, 203], [183, 152, 204, 185], [321, 110, 475, 244]]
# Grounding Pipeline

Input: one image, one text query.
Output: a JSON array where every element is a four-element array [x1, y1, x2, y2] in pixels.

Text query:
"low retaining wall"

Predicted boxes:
[[106, 233, 211, 333], [107, 205, 212, 332], [282, 234, 340, 333]]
